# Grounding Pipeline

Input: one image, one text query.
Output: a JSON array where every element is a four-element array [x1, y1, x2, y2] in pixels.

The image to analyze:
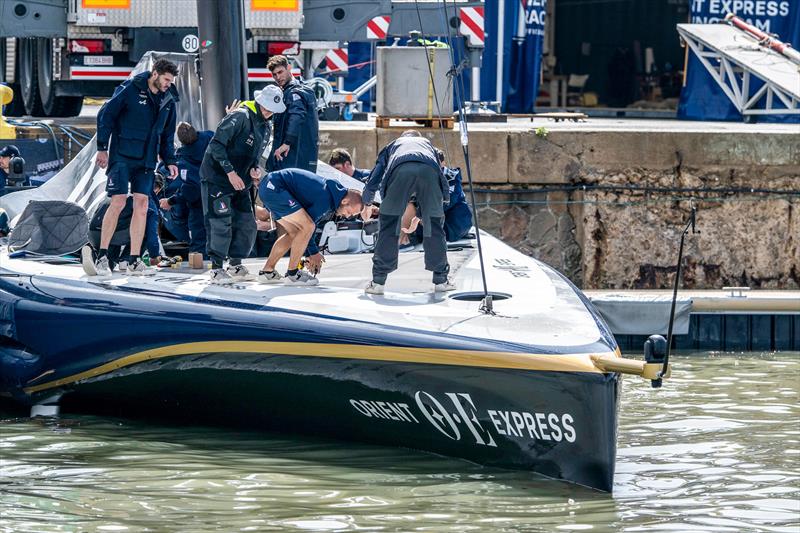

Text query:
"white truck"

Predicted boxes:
[[1, 0, 481, 118], [0, 0, 304, 117]]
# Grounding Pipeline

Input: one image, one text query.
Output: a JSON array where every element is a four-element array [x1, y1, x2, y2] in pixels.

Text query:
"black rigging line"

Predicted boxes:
[[432, 0, 495, 315], [411, 0, 452, 162]]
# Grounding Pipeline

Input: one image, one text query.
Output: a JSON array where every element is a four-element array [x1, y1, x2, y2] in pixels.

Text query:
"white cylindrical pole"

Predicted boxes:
[[472, 67, 480, 101], [496, 0, 504, 105]]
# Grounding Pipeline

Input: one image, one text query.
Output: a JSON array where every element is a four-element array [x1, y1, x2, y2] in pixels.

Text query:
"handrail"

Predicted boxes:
[[591, 354, 672, 381]]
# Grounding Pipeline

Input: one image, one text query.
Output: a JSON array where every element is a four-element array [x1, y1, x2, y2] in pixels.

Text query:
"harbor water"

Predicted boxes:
[[1, 352, 798, 532]]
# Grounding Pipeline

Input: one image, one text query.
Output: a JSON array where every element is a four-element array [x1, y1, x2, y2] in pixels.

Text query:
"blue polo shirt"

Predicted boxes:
[[259, 169, 348, 255]]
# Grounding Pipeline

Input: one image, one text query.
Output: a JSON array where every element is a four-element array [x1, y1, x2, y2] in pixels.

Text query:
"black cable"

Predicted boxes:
[[9, 119, 62, 162], [475, 194, 799, 207], [435, 0, 494, 315], [56, 127, 86, 149], [469, 184, 800, 196], [412, 0, 452, 162], [60, 125, 93, 141]]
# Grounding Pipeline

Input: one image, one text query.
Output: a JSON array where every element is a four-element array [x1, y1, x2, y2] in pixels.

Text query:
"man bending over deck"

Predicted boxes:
[[257, 169, 363, 286], [360, 131, 454, 295]]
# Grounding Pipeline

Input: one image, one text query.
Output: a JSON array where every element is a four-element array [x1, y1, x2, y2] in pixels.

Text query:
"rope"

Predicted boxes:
[[412, 0, 453, 162], [431, 0, 495, 315]]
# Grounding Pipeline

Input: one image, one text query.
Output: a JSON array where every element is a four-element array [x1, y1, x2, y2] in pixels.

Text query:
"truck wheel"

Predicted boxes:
[[0, 38, 26, 117], [19, 38, 44, 116], [38, 38, 83, 117]]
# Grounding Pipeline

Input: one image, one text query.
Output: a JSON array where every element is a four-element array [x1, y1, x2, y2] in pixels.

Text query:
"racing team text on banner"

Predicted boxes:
[[506, 0, 546, 113]]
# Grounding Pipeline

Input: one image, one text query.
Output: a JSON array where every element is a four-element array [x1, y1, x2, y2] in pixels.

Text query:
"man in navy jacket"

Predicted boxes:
[[328, 148, 371, 183], [160, 122, 213, 256], [92, 58, 179, 277], [360, 131, 454, 295], [266, 55, 319, 173], [257, 169, 363, 286]]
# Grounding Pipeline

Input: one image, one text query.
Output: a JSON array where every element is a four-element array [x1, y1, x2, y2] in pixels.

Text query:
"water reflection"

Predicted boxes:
[[1, 353, 798, 532]]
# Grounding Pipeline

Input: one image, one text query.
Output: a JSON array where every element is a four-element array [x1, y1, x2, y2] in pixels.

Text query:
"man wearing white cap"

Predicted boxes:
[[200, 85, 286, 285]]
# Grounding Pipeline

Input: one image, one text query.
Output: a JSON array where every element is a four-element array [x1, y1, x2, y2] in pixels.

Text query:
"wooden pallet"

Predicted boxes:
[[375, 115, 455, 129]]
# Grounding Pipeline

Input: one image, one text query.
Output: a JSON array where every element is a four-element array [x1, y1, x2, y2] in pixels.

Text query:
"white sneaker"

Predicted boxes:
[[258, 270, 283, 284], [434, 279, 457, 292], [126, 258, 156, 276], [364, 281, 384, 295], [284, 270, 319, 286], [81, 246, 98, 276], [209, 268, 234, 285], [158, 256, 182, 268], [93, 255, 112, 277], [226, 264, 252, 281], [117, 260, 128, 272]]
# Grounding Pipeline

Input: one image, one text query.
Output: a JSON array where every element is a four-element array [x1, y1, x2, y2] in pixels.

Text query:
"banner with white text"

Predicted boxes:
[[678, 0, 800, 121]]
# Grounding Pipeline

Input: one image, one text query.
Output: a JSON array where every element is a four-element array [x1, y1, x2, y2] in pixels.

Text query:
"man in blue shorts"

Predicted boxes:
[[257, 168, 363, 286], [92, 58, 180, 277]]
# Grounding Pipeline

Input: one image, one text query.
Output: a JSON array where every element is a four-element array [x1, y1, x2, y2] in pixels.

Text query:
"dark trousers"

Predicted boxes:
[[202, 181, 256, 269], [372, 214, 449, 285], [186, 201, 207, 256], [250, 229, 277, 258], [372, 162, 449, 285]]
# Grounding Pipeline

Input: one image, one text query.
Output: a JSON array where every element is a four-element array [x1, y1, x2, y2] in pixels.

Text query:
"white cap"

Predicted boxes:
[[254, 85, 286, 113]]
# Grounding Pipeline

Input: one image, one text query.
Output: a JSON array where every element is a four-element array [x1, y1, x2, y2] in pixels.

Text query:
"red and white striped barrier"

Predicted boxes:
[[70, 65, 304, 83], [459, 6, 485, 46], [325, 48, 348, 73], [69, 66, 133, 80], [367, 15, 391, 40], [247, 67, 302, 82]]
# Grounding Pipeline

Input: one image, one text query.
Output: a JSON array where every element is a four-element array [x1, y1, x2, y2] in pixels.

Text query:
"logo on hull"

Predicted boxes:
[[349, 391, 577, 447]]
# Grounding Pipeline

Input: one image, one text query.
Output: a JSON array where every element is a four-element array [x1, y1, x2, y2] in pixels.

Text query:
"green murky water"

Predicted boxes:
[[1, 353, 798, 532]]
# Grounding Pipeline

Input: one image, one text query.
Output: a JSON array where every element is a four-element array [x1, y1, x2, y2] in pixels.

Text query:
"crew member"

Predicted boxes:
[[266, 55, 319, 173], [0, 144, 23, 196], [360, 131, 455, 295], [160, 122, 213, 256], [93, 58, 180, 276], [400, 148, 473, 247], [257, 168, 363, 286], [328, 148, 371, 183], [200, 85, 285, 285], [84, 174, 165, 274]]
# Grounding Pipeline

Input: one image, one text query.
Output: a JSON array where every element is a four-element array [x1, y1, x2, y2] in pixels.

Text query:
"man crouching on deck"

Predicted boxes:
[[257, 169, 363, 286]]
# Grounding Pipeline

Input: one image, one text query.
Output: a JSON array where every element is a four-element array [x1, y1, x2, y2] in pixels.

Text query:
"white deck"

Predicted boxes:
[[1, 233, 607, 350]]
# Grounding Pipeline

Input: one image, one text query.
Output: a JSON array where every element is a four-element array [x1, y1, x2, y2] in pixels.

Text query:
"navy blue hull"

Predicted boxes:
[[0, 274, 620, 492]]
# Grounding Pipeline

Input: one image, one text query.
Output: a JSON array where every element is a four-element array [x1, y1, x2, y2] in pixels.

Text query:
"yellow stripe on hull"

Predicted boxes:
[[24, 341, 616, 394]]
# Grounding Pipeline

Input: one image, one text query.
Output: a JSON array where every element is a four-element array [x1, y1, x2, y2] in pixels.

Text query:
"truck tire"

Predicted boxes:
[[0, 38, 26, 117], [19, 38, 44, 116], [37, 38, 83, 117]]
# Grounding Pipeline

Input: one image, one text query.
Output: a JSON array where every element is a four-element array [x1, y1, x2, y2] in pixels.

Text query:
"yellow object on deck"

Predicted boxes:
[[0, 85, 17, 139]]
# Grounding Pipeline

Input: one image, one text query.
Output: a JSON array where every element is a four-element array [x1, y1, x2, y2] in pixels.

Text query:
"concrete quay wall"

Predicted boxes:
[[319, 124, 800, 290]]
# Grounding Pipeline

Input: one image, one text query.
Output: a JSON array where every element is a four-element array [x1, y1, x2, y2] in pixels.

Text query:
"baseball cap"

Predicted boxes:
[[0, 145, 20, 158], [254, 85, 286, 113]]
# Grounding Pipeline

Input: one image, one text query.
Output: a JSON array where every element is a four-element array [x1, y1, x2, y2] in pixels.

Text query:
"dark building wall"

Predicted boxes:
[[554, 0, 689, 106]]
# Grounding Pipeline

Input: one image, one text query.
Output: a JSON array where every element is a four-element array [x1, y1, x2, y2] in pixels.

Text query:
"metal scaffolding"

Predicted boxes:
[[677, 23, 799, 118]]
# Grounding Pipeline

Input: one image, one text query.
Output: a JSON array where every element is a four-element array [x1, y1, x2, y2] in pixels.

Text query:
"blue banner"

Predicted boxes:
[[678, 0, 800, 121], [481, 0, 546, 113], [506, 0, 547, 113]]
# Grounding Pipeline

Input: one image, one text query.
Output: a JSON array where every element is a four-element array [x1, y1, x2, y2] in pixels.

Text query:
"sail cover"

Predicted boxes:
[[8, 200, 89, 255]]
